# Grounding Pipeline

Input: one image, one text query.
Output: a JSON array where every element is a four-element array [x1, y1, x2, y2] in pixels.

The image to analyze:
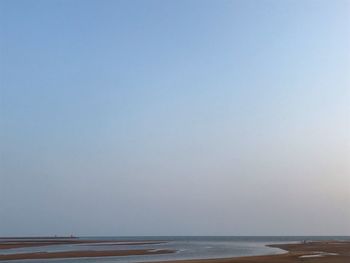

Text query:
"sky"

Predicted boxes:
[[0, 0, 349, 236]]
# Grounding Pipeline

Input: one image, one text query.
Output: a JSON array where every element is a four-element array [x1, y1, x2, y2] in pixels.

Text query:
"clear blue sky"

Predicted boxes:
[[1, 0, 349, 236]]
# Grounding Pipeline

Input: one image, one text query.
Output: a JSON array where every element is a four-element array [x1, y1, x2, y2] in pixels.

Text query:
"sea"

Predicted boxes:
[[1, 236, 350, 263]]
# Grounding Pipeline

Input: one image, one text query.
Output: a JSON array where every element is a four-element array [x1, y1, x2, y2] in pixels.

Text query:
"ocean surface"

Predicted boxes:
[[2, 236, 350, 263]]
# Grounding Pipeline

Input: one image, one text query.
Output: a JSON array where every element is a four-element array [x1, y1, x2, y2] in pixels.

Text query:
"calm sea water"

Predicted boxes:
[[2, 236, 350, 263]]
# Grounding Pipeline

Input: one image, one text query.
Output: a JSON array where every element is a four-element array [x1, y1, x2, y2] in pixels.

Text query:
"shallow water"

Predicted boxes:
[[1, 236, 350, 263]]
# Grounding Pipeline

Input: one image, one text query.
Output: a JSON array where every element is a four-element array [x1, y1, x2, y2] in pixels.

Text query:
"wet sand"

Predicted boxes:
[[0, 249, 174, 261], [0, 239, 165, 249], [152, 241, 350, 263], [0, 240, 349, 262]]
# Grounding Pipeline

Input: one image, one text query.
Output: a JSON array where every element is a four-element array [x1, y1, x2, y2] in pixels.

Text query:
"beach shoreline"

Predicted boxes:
[[150, 241, 350, 263], [0, 249, 175, 261], [0, 238, 166, 249], [0, 239, 349, 262]]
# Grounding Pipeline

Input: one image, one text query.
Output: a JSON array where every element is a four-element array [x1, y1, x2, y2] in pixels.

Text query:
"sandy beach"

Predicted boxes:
[[0, 239, 349, 262], [0, 248, 174, 261], [153, 241, 350, 263], [0, 238, 166, 249], [0, 238, 173, 260]]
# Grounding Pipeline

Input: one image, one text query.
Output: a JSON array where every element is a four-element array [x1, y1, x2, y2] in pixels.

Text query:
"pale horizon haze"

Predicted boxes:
[[0, 0, 350, 237]]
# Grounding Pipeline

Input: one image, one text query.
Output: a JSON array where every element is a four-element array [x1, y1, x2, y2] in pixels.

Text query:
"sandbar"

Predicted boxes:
[[0, 248, 174, 261]]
